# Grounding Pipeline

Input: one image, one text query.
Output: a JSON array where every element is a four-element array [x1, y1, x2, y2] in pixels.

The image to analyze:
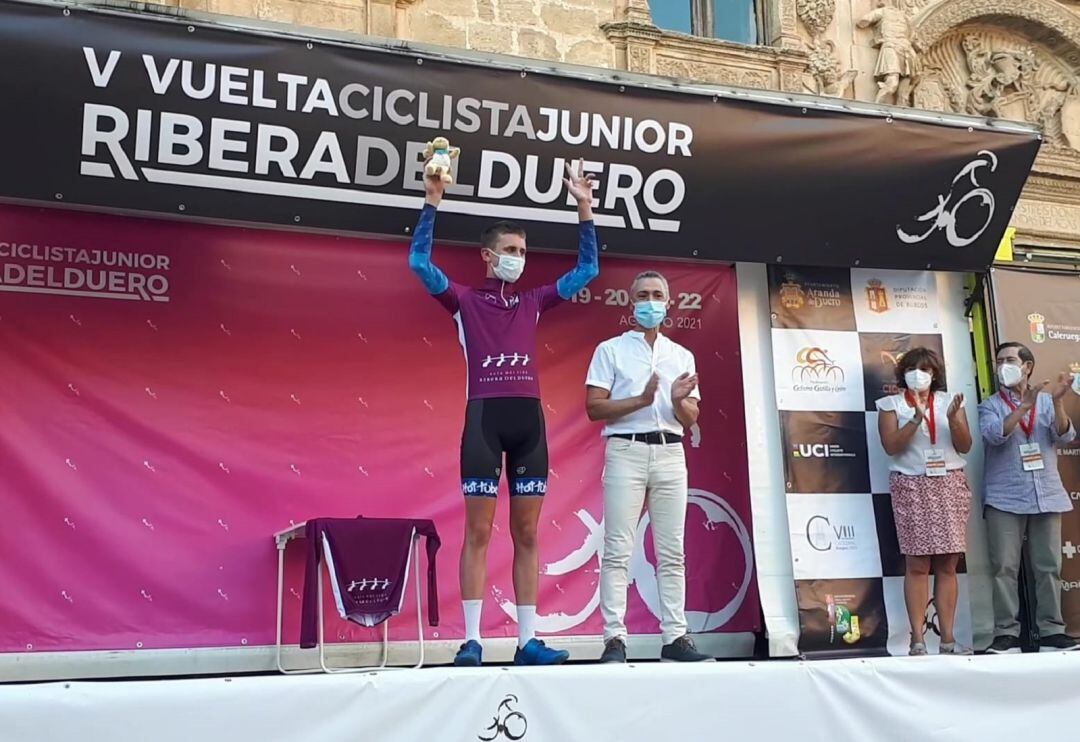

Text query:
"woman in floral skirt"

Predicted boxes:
[[876, 347, 973, 656]]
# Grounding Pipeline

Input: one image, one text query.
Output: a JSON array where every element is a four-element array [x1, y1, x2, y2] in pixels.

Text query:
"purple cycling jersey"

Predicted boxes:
[[408, 204, 598, 400], [436, 278, 562, 400]]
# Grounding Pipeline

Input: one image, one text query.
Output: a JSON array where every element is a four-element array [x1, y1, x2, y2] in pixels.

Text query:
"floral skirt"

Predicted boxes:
[[888, 469, 972, 556]]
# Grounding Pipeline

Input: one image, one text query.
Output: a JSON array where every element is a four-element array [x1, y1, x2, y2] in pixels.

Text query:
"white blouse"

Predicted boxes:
[[875, 391, 967, 476]]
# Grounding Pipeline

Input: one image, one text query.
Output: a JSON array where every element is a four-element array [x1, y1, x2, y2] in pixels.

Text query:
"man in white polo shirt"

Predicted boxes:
[[584, 270, 711, 663]]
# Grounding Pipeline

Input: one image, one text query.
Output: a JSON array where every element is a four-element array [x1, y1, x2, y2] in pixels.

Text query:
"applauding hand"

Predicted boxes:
[[1050, 372, 1072, 401], [947, 392, 965, 420], [672, 372, 699, 403], [1021, 381, 1048, 410], [639, 373, 660, 405]]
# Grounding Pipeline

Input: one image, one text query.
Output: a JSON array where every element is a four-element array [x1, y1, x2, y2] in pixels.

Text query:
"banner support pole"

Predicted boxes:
[[966, 272, 996, 402]]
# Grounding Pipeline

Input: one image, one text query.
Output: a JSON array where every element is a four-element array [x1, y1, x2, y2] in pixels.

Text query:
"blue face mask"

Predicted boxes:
[[634, 300, 667, 329]]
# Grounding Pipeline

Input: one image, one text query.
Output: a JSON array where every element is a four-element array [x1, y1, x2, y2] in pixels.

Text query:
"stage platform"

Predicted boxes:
[[4, 652, 1079, 741]]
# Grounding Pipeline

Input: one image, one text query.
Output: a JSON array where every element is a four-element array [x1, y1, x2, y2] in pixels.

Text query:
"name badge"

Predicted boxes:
[[1020, 442, 1045, 472], [924, 449, 947, 477]]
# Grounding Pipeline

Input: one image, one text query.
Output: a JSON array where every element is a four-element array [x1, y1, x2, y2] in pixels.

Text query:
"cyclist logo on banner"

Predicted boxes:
[[897, 150, 998, 248], [497, 489, 754, 634]]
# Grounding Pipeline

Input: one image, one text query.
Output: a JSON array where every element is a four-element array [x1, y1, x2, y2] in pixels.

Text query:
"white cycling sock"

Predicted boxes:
[[517, 605, 537, 648], [463, 600, 483, 643]]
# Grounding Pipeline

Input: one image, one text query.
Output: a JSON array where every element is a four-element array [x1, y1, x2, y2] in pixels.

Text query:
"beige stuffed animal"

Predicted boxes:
[[423, 136, 461, 185]]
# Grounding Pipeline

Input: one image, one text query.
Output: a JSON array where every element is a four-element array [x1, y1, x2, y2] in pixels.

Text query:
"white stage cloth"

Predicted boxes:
[[4, 652, 1079, 741]]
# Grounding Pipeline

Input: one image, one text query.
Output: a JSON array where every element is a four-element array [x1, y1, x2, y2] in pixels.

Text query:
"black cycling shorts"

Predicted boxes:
[[460, 397, 548, 497]]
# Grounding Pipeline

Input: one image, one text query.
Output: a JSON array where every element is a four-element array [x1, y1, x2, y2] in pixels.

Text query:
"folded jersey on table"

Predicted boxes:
[[299, 517, 441, 648]]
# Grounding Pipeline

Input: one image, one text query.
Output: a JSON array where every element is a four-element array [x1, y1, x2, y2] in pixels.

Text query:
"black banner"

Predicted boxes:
[[781, 411, 871, 494], [795, 578, 888, 656], [859, 332, 946, 410], [770, 267, 856, 330], [0, 0, 1041, 270]]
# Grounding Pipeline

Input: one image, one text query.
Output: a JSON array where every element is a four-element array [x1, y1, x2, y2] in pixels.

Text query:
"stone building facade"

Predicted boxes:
[[150, 0, 1080, 258]]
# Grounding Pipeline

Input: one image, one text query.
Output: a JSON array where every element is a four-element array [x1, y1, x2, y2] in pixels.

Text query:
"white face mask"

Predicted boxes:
[[488, 251, 525, 283], [997, 363, 1024, 388], [904, 369, 932, 392]]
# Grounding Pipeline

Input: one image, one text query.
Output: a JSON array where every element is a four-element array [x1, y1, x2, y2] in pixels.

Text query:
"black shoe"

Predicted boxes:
[[986, 635, 1021, 655], [599, 637, 626, 663], [1039, 634, 1080, 652], [660, 635, 715, 663]]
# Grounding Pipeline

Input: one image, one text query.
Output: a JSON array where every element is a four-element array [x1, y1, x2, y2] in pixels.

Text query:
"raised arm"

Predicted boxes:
[[407, 167, 450, 296], [556, 159, 599, 300]]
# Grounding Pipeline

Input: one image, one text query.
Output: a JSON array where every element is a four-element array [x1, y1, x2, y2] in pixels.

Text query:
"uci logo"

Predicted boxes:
[[793, 443, 831, 458]]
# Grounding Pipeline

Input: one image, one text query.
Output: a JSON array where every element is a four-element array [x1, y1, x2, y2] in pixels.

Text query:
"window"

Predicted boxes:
[[651, 0, 761, 45]]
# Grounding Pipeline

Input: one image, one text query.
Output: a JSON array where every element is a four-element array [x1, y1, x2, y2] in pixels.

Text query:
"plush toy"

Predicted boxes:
[[423, 136, 460, 185]]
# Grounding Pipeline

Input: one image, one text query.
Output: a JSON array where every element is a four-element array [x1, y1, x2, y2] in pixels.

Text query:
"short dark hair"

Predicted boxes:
[[481, 221, 527, 251], [895, 346, 946, 393], [996, 341, 1035, 372]]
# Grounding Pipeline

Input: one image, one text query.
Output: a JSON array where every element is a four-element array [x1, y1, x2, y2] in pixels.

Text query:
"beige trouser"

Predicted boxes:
[[984, 506, 1066, 637], [599, 437, 688, 644]]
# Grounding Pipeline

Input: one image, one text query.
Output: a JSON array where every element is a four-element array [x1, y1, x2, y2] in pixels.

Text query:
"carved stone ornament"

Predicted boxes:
[[781, 66, 806, 93], [912, 0, 1080, 55], [918, 27, 1079, 148], [628, 44, 652, 73], [654, 57, 775, 89], [910, 66, 964, 112], [796, 0, 856, 97], [796, 0, 835, 38], [897, 0, 931, 13], [621, 0, 654, 26], [805, 39, 858, 97], [857, 1, 918, 106]]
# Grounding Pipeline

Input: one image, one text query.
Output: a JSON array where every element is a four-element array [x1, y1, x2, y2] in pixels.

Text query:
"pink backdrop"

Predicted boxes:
[[0, 203, 757, 652]]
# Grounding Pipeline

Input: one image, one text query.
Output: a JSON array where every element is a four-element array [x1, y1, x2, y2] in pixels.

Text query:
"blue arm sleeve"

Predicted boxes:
[[407, 204, 450, 295], [556, 220, 599, 300]]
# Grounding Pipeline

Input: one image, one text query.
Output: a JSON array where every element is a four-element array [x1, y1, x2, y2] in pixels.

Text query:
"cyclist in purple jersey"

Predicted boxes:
[[409, 158, 599, 666]]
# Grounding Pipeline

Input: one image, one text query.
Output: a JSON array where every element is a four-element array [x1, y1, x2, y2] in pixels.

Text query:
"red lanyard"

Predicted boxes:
[[999, 390, 1036, 439], [905, 391, 936, 445]]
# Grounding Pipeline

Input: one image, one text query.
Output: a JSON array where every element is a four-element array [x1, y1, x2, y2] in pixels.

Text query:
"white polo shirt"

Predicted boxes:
[[585, 330, 700, 437]]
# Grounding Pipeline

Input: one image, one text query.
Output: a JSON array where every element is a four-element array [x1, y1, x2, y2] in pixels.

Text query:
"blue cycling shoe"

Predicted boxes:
[[453, 640, 483, 666], [513, 638, 569, 665]]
